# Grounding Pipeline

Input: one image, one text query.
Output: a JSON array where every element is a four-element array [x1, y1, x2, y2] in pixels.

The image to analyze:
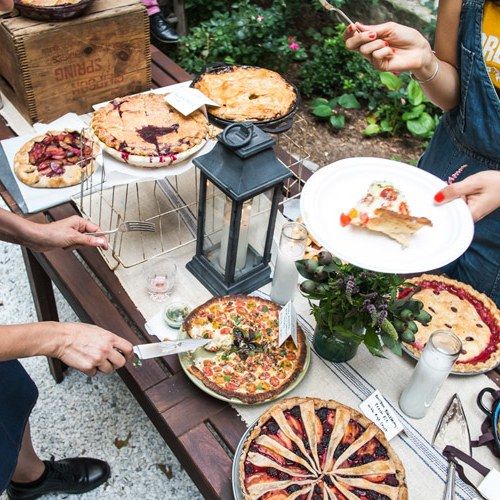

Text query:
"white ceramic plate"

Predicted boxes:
[[300, 157, 474, 274]]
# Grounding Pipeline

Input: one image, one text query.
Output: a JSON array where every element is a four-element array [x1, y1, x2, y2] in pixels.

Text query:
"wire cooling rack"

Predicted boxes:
[[72, 117, 313, 270]]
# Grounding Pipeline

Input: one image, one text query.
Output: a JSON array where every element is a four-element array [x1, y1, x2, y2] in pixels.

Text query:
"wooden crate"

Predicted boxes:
[[0, 0, 151, 123]]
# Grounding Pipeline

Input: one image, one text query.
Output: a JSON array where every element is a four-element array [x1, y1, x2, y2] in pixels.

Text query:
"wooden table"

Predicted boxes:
[[0, 46, 247, 500], [1, 46, 499, 500]]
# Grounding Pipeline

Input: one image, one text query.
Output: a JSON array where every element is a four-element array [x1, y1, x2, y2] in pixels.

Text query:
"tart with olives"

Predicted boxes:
[[193, 66, 297, 122], [14, 129, 98, 188], [90, 93, 209, 168], [402, 274, 499, 373], [239, 397, 408, 499]]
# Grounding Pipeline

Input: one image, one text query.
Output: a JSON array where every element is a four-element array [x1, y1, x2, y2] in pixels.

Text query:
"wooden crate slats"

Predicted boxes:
[[0, 0, 151, 123]]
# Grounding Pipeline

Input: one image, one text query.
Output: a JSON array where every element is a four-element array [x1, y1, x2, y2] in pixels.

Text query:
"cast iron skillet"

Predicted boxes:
[[477, 387, 500, 455], [191, 62, 301, 134], [14, 0, 93, 21]]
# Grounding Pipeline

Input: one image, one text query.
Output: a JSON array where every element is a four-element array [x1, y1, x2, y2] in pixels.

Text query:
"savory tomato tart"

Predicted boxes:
[[402, 274, 499, 373], [14, 129, 98, 188], [183, 296, 307, 404], [239, 397, 408, 499], [193, 66, 297, 122], [340, 181, 432, 247], [90, 93, 209, 168]]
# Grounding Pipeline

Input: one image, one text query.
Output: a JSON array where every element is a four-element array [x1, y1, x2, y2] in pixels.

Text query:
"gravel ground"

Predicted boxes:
[[0, 216, 202, 499]]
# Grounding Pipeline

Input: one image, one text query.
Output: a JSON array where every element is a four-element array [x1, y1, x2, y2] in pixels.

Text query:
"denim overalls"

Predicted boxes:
[[418, 0, 500, 306]]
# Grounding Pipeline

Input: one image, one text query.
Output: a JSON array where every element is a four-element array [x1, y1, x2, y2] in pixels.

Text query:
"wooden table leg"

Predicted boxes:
[[173, 0, 186, 35], [21, 247, 66, 383]]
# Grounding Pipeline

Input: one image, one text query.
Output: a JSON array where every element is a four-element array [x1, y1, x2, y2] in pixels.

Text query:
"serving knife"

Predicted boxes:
[[133, 338, 210, 365], [432, 394, 472, 500]]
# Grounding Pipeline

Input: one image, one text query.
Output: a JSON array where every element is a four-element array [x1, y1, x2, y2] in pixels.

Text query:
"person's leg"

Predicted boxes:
[[141, 0, 161, 16], [10, 423, 45, 484]]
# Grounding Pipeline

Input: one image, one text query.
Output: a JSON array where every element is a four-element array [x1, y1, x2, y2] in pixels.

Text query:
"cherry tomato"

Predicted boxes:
[[380, 188, 397, 201], [286, 352, 297, 360], [270, 376, 280, 387], [220, 327, 231, 335], [340, 213, 351, 227]]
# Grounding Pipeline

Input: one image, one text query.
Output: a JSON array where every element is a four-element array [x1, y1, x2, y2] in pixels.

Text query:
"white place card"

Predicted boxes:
[[164, 87, 220, 116], [278, 301, 298, 347], [478, 469, 500, 500], [359, 390, 404, 440]]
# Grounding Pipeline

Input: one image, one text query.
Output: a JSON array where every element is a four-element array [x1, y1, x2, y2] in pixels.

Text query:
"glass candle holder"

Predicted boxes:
[[164, 301, 191, 329], [146, 263, 177, 302], [270, 222, 308, 305], [399, 330, 462, 419]]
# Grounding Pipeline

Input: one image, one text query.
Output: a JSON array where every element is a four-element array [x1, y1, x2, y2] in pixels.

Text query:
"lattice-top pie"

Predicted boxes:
[[402, 274, 499, 373], [240, 397, 407, 499], [193, 66, 297, 122], [90, 93, 209, 168]]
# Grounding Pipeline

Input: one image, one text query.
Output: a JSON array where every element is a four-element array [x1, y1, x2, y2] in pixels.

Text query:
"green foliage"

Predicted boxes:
[[176, 1, 306, 74], [296, 252, 432, 357], [363, 72, 441, 139], [298, 25, 385, 108], [310, 93, 360, 131]]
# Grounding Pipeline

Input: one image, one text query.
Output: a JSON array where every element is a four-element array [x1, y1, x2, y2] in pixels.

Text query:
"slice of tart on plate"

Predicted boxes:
[[401, 274, 499, 374], [14, 129, 99, 188], [90, 92, 209, 168], [340, 181, 432, 247]]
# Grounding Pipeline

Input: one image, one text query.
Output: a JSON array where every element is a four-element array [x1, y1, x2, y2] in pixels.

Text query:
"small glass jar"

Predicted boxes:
[[146, 262, 177, 302], [164, 301, 191, 329], [270, 222, 308, 305], [399, 330, 462, 419]]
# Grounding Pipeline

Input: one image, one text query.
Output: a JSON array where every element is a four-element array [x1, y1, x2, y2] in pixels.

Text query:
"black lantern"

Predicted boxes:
[[186, 123, 292, 296]]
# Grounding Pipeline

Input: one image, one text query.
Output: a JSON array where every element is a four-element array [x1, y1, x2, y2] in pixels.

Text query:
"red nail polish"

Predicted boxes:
[[369, 32, 376, 39], [384, 41, 389, 46], [434, 191, 445, 203], [392, 48, 396, 53]]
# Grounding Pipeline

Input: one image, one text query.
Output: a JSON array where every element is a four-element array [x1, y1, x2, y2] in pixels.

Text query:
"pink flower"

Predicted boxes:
[[289, 41, 300, 51], [257, 15, 264, 22]]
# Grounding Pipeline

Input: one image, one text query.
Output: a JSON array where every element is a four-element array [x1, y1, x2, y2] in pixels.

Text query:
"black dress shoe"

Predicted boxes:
[[150, 12, 179, 44], [7, 457, 110, 499]]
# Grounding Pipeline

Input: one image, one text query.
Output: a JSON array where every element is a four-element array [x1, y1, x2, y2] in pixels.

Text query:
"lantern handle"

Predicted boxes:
[[220, 122, 253, 149]]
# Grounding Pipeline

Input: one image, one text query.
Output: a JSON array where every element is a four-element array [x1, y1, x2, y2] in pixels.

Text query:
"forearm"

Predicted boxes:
[[0, 322, 67, 361], [0, 207, 41, 248], [0, 0, 13, 12], [413, 55, 461, 112]]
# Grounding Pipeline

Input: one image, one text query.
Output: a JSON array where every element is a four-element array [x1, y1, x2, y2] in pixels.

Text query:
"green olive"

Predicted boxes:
[[317, 251, 333, 266], [415, 310, 432, 324], [300, 280, 317, 294], [314, 270, 328, 283], [407, 320, 418, 333], [393, 318, 406, 333], [401, 329, 415, 343], [304, 259, 320, 274], [400, 309, 414, 321]]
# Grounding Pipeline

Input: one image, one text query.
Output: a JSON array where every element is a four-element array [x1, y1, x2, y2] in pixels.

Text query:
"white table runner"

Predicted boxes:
[[111, 230, 497, 500]]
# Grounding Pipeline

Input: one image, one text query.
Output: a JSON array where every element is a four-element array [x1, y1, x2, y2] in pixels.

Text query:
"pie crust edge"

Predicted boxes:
[[405, 274, 500, 373]]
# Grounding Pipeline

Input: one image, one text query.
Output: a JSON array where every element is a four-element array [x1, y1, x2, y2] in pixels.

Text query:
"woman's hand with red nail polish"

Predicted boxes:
[[434, 171, 500, 222], [344, 21, 432, 73]]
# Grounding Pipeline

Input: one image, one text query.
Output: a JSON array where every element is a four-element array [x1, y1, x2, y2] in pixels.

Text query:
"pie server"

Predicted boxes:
[[432, 393, 472, 500], [133, 338, 210, 364]]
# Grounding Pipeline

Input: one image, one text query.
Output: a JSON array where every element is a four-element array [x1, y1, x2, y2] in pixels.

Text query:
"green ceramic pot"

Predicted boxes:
[[312, 321, 362, 363]]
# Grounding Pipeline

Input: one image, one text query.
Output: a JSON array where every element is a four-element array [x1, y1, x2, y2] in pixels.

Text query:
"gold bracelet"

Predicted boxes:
[[410, 56, 439, 84]]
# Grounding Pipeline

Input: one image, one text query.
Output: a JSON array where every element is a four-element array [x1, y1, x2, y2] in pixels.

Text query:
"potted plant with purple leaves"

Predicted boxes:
[[296, 251, 432, 363]]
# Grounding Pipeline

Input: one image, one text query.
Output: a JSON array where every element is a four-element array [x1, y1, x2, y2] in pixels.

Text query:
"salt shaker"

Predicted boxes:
[[270, 222, 308, 305], [399, 330, 462, 419]]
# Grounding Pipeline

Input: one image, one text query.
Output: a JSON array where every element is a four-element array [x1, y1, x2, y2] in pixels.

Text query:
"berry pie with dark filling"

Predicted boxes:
[[240, 397, 407, 500], [90, 93, 209, 168], [193, 66, 297, 122], [14, 129, 98, 188], [402, 274, 499, 373]]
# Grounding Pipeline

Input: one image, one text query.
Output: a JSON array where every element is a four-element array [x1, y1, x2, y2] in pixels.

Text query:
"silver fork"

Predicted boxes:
[[85, 221, 156, 237], [318, 0, 360, 32]]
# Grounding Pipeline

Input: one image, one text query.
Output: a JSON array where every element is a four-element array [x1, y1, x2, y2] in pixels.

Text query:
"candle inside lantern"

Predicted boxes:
[[270, 222, 308, 305], [219, 197, 252, 271]]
